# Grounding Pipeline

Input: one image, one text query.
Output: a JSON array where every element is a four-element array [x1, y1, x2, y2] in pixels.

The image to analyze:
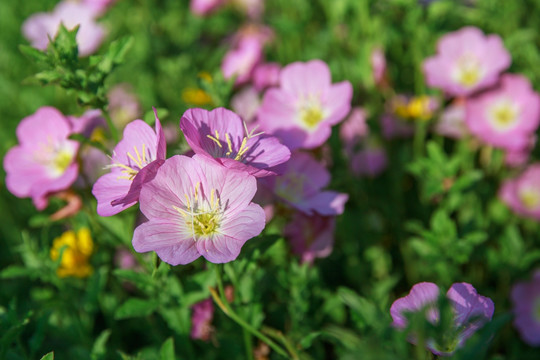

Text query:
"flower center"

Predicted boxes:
[[299, 103, 324, 129], [53, 150, 74, 175], [453, 55, 483, 88], [173, 184, 222, 239], [519, 188, 540, 210], [487, 99, 519, 132], [109, 144, 151, 181], [206, 123, 263, 162], [535, 298, 540, 322], [274, 173, 305, 203]]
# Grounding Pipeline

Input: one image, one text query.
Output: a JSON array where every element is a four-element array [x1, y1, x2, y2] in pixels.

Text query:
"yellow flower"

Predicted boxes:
[[181, 88, 213, 106], [50, 228, 94, 278], [393, 95, 437, 122]]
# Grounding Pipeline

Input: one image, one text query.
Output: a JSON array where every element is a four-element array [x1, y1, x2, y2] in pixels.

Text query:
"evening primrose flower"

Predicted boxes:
[[511, 271, 540, 346], [50, 228, 94, 278], [4, 107, 80, 210], [191, 298, 215, 341], [132, 155, 265, 264], [263, 152, 348, 216], [423, 27, 510, 97], [92, 110, 166, 216], [22, 1, 105, 56], [465, 74, 540, 152], [391, 282, 494, 356], [284, 212, 335, 264], [180, 107, 291, 177], [257, 60, 353, 150], [499, 164, 540, 220]]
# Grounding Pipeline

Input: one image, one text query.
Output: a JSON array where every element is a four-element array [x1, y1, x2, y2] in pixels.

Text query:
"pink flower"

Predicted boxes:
[[263, 152, 348, 216], [4, 107, 79, 210], [108, 84, 142, 130], [22, 1, 105, 56], [511, 271, 540, 346], [257, 60, 353, 150], [221, 37, 263, 86], [231, 86, 261, 123], [190, 0, 225, 15], [253, 62, 281, 92], [284, 212, 335, 264], [351, 147, 388, 177], [82, 0, 118, 15], [434, 101, 467, 139], [465, 74, 540, 152], [191, 298, 215, 341], [92, 111, 166, 216], [339, 107, 368, 156], [180, 107, 291, 178], [423, 26, 511, 97], [132, 155, 265, 264], [371, 47, 387, 86], [391, 282, 494, 356], [505, 136, 536, 167], [499, 164, 540, 220]]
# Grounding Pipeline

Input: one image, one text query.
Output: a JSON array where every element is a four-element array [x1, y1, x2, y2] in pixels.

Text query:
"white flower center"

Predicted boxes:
[[487, 98, 520, 132], [452, 54, 484, 89]]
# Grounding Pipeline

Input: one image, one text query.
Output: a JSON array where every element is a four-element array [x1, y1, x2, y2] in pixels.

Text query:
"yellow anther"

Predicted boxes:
[[133, 146, 143, 166], [142, 143, 147, 163], [207, 134, 222, 147], [225, 133, 233, 156]]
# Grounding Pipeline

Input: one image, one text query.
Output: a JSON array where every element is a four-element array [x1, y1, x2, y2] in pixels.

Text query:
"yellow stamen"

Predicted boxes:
[[142, 143, 147, 164], [207, 134, 222, 147], [225, 133, 233, 156]]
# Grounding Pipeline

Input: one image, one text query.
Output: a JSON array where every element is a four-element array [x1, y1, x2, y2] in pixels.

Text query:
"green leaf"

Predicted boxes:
[[159, 337, 175, 360], [0, 265, 34, 279], [298, 331, 322, 349], [143, 108, 169, 125], [19, 44, 47, 62], [91, 329, 112, 360], [40, 352, 54, 360], [115, 298, 158, 320]]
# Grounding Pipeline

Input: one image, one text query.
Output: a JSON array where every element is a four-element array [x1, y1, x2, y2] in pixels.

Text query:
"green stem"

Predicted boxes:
[[211, 265, 289, 358], [243, 328, 254, 360], [101, 108, 119, 143]]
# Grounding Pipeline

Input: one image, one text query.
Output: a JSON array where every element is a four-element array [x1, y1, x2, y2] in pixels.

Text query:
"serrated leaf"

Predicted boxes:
[[159, 337, 175, 360], [115, 298, 158, 320], [19, 44, 47, 62]]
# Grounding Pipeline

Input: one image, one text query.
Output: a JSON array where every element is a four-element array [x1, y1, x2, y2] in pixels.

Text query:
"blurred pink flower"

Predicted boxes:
[[511, 271, 540, 346], [221, 37, 263, 86], [465, 74, 540, 152], [132, 155, 265, 264], [505, 136, 536, 168], [371, 47, 387, 86], [180, 107, 290, 178], [340, 107, 368, 156], [108, 84, 142, 130], [284, 212, 335, 264], [231, 86, 261, 123], [499, 164, 540, 220], [351, 147, 388, 177], [423, 26, 511, 97], [190, 0, 225, 15], [391, 282, 494, 356], [191, 298, 214, 341], [434, 101, 467, 139], [257, 60, 353, 150], [263, 151, 348, 216], [82, 0, 118, 15], [22, 1, 105, 56], [253, 62, 281, 92], [92, 110, 166, 216], [4, 107, 79, 210]]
